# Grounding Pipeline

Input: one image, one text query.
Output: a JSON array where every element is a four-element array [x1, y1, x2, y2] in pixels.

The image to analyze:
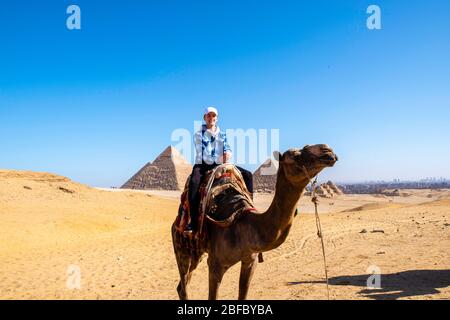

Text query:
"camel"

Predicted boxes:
[[171, 144, 338, 300]]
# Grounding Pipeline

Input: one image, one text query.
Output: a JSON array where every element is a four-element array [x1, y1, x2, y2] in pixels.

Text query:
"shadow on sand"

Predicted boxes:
[[287, 269, 450, 299]]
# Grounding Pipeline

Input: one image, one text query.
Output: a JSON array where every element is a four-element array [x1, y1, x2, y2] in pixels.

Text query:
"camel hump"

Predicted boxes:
[[202, 164, 251, 203], [200, 164, 254, 223], [174, 164, 253, 235], [205, 164, 245, 188]]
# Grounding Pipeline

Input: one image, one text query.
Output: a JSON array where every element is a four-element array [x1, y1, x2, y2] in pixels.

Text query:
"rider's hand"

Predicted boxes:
[[223, 151, 232, 164]]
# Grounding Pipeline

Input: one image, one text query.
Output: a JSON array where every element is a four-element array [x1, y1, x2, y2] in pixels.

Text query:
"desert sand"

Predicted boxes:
[[1, 169, 449, 300]]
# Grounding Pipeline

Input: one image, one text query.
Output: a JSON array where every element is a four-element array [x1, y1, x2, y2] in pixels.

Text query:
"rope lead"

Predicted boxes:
[[309, 172, 330, 300]]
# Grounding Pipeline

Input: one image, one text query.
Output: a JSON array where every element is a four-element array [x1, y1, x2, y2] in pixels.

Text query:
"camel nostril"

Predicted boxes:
[[322, 153, 337, 163]]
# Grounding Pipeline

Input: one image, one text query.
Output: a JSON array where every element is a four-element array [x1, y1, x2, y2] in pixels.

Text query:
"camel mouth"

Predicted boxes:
[[299, 145, 338, 167], [319, 153, 338, 166]]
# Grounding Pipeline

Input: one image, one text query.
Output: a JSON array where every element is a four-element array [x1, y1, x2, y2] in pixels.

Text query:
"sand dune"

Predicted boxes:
[[1, 170, 449, 300], [341, 202, 404, 212]]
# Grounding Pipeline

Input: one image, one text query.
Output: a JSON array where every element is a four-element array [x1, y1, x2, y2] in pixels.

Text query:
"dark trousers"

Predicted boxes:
[[188, 163, 253, 228]]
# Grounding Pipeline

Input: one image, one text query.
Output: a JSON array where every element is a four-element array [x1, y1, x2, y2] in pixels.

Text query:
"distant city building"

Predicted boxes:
[[341, 179, 450, 194]]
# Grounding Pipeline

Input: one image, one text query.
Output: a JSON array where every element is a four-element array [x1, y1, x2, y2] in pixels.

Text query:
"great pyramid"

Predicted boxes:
[[121, 146, 192, 190], [253, 158, 279, 193]]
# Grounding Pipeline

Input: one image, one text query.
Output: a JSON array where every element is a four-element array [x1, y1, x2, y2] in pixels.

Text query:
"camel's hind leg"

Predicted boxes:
[[172, 225, 204, 300], [175, 250, 203, 300]]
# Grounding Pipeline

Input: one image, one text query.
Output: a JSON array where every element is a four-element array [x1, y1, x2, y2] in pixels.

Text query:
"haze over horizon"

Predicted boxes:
[[1, 1, 449, 187]]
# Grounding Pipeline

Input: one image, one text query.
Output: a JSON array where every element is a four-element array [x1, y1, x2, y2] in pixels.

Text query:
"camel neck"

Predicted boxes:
[[255, 165, 310, 251]]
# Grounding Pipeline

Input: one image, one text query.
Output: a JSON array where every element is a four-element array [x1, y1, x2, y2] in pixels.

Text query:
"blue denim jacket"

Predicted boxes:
[[194, 124, 231, 165]]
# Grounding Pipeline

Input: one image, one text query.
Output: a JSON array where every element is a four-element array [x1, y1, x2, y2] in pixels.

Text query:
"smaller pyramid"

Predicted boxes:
[[326, 180, 344, 195], [121, 146, 192, 190], [314, 185, 330, 198], [253, 158, 279, 193], [313, 181, 344, 198]]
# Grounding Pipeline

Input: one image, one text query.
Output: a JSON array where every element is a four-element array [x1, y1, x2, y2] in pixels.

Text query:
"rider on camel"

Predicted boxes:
[[184, 106, 253, 234]]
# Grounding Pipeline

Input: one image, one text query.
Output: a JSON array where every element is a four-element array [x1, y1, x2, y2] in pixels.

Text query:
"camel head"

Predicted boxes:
[[274, 144, 338, 186]]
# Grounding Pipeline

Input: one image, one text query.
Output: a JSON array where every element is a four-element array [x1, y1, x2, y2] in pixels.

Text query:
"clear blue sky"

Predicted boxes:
[[1, 0, 449, 187]]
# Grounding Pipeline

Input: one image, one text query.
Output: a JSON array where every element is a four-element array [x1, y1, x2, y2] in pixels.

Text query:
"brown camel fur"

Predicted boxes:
[[171, 144, 338, 300]]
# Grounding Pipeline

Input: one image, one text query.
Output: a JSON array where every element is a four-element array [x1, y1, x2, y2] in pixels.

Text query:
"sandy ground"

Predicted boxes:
[[1, 169, 449, 300]]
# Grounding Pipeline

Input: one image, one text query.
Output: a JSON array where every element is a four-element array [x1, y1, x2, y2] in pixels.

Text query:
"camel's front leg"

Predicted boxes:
[[208, 258, 228, 300], [238, 256, 258, 300]]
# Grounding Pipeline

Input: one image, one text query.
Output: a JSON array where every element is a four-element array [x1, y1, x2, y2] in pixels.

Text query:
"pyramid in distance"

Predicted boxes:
[[121, 146, 192, 190], [253, 158, 279, 193]]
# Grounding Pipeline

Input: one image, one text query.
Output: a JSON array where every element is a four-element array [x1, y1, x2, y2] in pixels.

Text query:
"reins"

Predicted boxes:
[[302, 166, 330, 300]]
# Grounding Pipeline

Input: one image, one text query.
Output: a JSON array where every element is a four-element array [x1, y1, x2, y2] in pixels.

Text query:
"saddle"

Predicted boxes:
[[174, 164, 256, 238]]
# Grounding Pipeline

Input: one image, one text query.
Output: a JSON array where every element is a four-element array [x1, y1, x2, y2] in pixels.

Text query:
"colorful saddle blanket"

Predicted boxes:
[[174, 164, 255, 236]]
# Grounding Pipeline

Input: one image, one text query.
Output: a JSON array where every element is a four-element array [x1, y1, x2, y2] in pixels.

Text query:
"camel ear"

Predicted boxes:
[[273, 151, 283, 162]]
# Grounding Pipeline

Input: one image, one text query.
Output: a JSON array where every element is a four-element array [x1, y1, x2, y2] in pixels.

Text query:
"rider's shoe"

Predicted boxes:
[[183, 223, 194, 236]]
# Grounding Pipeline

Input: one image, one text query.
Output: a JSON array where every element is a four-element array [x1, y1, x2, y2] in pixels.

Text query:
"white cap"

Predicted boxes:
[[204, 106, 218, 116]]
